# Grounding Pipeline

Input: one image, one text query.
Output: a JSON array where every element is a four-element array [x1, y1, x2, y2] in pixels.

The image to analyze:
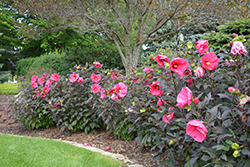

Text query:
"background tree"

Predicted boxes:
[[9, 0, 248, 74], [0, 2, 21, 75]]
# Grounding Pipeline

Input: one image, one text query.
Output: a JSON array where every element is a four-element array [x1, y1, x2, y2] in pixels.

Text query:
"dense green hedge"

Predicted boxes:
[[203, 18, 250, 51], [16, 52, 71, 77]]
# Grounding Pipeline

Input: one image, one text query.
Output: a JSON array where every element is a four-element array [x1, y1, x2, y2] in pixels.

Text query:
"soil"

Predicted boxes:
[[0, 95, 158, 167]]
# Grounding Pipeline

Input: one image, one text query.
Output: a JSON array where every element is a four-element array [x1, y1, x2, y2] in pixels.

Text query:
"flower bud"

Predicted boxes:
[[228, 87, 235, 93], [169, 140, 174, 145], [233, 150, 240, 158], [193, 98, 199, 104], [232, 143, 239, 150], [232, 33, 238, 38], [165, 63, 170, 68], [191, 64, 196, 68]]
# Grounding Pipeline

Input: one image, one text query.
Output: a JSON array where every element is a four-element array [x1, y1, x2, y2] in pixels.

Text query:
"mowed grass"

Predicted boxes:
[[0, 134, 125, 167], [0, 83, 19, 95]]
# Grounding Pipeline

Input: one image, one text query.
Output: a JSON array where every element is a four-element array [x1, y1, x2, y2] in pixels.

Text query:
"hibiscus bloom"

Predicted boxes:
[[111, 93, 119, 101], [176, 87, 193, 109], [91, 73, 101, 83], [108, 88, 115, 95], [31, 82, 38, 88], [91, 84, 101, 93], [111, 72, 118, 80], [196, 40, 209, 54], [40, 93, 46, 98], [169, 58, 189, 79], [201, 52, 219, 71], [94, 62, 102, 68], [114, 82, 128, 98], [186, 119, 208, 142], [38, 78, 44, 85], [42, 86, 51, 93], [46, 79, 52, 85], [150, 81, 163, 96], [143, 67, 154, 73], [101, 89, 106, 99], [157, 98, 166, 106], [162, 112, 174, 124], [70, 72, 79, 83], [36, 91, 40, 97], [31, 75, 38, 82], [41, 74, 48, 78], [78, 77, 84, 83], [195, 67, 205, 77], [155, 54, 170, 68], [231, 41, 248, 55], [51, 73, 60, 82]]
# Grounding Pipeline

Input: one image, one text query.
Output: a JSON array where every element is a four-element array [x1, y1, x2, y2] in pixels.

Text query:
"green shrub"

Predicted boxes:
[[0, 70, 11, 83], [16, 52, 71, 77], [203, 18, 250, 51]]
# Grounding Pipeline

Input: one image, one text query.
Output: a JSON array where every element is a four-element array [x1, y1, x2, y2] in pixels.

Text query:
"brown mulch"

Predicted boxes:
[[0, 95, 158, 167]]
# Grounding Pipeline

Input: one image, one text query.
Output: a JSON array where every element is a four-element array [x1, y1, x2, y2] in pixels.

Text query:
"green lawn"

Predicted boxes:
[[0, 134, 125, 167], [0, 83, 19, 95]]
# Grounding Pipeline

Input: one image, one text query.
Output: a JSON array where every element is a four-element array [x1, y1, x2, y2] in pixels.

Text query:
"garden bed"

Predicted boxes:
[[0, 95, 157, 167]]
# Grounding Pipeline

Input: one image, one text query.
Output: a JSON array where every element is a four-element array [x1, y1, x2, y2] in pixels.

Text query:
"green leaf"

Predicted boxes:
[[225, 140, 234, 145], [212, 145, 229, 151], [220, 154, 227, 161], [228, 128, 236, 139], [201, 155, 211, 161]]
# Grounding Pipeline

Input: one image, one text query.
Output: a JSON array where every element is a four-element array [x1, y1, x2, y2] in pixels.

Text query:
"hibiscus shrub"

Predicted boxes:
[[9, 36, 250, 166], [123, 39, 250, 166]]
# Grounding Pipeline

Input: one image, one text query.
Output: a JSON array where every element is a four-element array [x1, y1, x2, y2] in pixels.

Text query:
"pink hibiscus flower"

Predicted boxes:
[[155, 54, 170, 68], [157, 98, 166, 106], [38, 78, 44, 85], [231, 41, 248, 55], [94, 62, 102, 68], [176, 87, 193, 109], [31, 75, 38, 82], [51, 73, 60, 82], [46, 79, 52, 85], [41, 74, 48, 78], [70, 72, 79, 83], [78, 77, 84, 83], [42, 86, 51, 93], [195, 67, 205, 77], [36, 91, 40, 97], [169, 58, 189, 79], [31, 82, 38, 88], [91, 73, 101, 83], [114, 82, 127, 98], [196, 40, 209, 54], [111, 72, 118, 80], [150, 81, 163, 96], [91, 84, 101, 93], [201, 52, 219, 71], [101, 89, 106, 99], [162, 112, 174, 124], [40, 93, 46, 98], [186, 119, 208, 142], [111, 93, 119, 101], [143, 67, 154, 73], [108, 88, 115, 95]]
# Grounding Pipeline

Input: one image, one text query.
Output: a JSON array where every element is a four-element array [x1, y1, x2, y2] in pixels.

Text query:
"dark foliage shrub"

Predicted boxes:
[[9, 37, 250, 166]]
